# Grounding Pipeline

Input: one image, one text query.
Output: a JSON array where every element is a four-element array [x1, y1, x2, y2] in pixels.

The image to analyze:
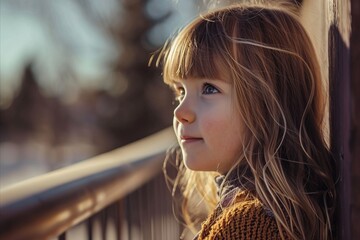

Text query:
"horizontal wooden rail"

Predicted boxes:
[[0, 128, 176, 240]]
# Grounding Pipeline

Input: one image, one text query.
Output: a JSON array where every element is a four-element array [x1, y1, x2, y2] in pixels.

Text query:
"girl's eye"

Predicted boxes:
[[202, 83, 220, 95]]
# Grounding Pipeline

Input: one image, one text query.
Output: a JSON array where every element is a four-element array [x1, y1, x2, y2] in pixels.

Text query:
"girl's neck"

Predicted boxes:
[[215, 169, 255, 207]]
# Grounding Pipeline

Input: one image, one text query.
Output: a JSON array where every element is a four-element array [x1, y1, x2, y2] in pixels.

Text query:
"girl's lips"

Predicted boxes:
[[180, 136, 203, 144]]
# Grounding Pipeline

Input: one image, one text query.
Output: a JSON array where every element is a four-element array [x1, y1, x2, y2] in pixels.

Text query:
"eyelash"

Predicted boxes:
[[174, 87, 185, 102], [173, 82, 220, 102]]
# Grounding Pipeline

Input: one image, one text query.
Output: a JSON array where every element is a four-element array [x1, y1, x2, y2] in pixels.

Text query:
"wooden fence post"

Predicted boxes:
[[349, 0, 360, 239]]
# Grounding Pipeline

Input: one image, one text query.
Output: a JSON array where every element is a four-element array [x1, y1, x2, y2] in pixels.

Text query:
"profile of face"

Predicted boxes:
[[173, 78, 244, 174]]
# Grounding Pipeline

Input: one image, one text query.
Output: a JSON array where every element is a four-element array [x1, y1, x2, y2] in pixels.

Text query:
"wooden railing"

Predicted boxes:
[[0, 128, 180, 240]]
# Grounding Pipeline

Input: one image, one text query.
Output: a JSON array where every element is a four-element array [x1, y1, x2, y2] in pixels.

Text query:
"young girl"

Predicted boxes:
[[156, 3, 337, 240]]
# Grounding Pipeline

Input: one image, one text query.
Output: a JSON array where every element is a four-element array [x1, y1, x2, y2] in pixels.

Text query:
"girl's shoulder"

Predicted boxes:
[[197, 191, 286, 240], [229, 191, 274, 218]]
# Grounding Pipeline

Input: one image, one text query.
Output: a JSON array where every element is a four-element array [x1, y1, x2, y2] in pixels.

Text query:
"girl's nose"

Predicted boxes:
[[174, 101, 196, 124]]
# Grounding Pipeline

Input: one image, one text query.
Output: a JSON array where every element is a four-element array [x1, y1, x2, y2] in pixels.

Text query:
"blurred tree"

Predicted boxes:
[[93, 0, 174, 150], [0, 63, 68, 145]]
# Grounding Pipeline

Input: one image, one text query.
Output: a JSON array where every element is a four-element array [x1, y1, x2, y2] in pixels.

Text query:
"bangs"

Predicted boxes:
[[161, 17, 232, 84]]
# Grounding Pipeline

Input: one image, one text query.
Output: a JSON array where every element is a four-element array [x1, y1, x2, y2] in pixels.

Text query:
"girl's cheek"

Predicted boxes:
[[201, 118, 223, 133]]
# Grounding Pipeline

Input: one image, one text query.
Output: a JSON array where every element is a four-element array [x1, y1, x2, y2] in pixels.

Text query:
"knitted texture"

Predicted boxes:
[[197, 193, 285, 240]]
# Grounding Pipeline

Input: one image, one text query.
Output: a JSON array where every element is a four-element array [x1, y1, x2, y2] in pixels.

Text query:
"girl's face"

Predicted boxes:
[[173, 78, 244, 174]]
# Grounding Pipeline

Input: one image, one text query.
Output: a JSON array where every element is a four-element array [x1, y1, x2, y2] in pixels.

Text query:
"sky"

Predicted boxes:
[[0, 0, 198, 108]]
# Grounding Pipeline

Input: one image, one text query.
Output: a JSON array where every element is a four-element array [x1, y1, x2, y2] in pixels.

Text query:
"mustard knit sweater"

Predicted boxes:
[[196, 192, 287, 240]]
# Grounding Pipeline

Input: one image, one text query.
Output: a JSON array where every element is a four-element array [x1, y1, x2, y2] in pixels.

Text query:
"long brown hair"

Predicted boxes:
[[156, 3, 336, 239]]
